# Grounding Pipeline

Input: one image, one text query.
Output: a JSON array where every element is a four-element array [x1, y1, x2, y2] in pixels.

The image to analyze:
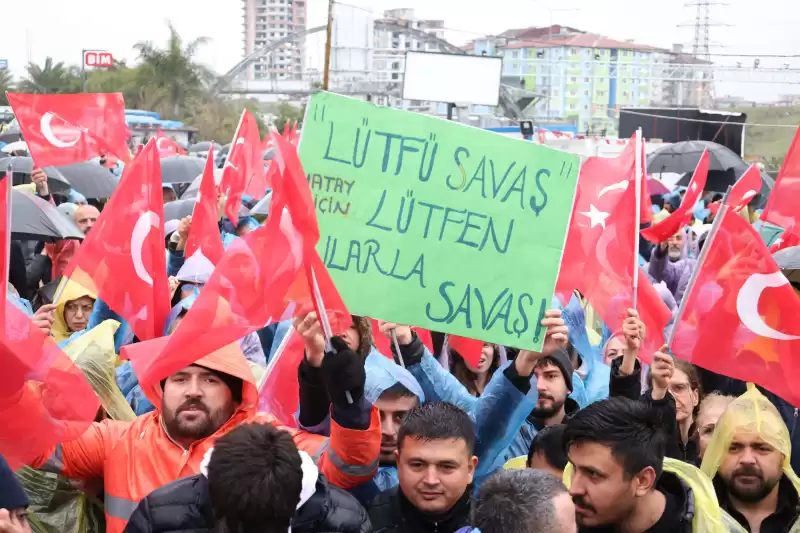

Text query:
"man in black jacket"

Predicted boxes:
[[367, 402, 476, 533], [123, 423, 370, 533]]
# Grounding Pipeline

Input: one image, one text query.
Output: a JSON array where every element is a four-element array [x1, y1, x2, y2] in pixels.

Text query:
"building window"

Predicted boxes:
[[584, 105, 589, 110], [584, 77, 589, 82], [512, 51, 518, 58], [623, 91, 628, 96], [569, 103, 577, 110], [570, 77, 577, 83], [570, 48, 578, 55], [584, 90, 589, 96]]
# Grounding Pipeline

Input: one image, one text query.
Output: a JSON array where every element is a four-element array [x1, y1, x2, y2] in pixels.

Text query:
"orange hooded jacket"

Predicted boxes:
[[30, 339, 380, 533]]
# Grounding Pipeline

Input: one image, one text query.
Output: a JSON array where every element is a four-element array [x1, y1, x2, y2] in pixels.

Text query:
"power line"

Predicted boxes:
[[619, 108, 799, 129]]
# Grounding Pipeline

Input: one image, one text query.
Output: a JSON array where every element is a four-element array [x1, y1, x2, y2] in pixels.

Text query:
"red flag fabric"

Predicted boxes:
[[556, 139, 671, 363], [154, 129, 186, 157], [185, 144, 225, 264], [129, 140, 349, 386], [639, 139, 653, 225], [762, 127, 800, 234], [447, 335, 484, 369], [770, 231, 800, 254], [7, 92, 131, 167], [257, 331, 305, 428], [640, 150, 709, 243], [221, 110, 267, 224], [61, 139, 170, 341], [726, 164, 762, 212], [0, 298, 100, 469], [672, 208, 800, 406]]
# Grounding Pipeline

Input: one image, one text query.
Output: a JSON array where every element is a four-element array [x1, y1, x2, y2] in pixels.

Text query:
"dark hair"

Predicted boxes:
[[450, 344, 500, 397], [473, 469, 567, 533], [207, 424, 303, 533], [350, 315, 373, 358], [564, 397, 667, 480], [397, 402, 476, 455], [380, 382, 418, 401], [526, 424, 568, 470]]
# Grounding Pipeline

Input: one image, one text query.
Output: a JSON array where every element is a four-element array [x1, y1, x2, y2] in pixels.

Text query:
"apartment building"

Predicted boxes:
[[242, 0, 307, 81]]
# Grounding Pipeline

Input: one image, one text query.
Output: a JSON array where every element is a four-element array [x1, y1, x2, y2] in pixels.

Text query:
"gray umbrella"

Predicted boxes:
[[0, 157, 72, 194], [11, 189, 85, 241], [647, 140, 747, 176], [188, 141, 215, 153], [180, 168, 223, 200], [161, 156, 206, 184], [165, 197, 247, 220], [774, 245, 800, 285], [248, 190, 272, 216], [0, 125, 22, 144], [45, 161, 119, 199]]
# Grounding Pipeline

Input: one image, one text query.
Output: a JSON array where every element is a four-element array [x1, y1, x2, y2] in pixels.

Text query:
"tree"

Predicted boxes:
[[0, 70, 13, 105], [18, 57, 81, 94], [273, 102, 305, 131], [134, 22, 212, 119]]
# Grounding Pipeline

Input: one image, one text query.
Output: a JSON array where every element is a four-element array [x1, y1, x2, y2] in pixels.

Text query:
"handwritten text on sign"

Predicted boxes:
[[299, 92, 579, 351]]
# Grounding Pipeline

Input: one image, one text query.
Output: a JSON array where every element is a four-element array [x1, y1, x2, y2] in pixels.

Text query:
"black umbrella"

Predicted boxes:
[[647, 140, 747, 176], [11, 189, 85, 241], [161, 156, 205, 184], [45, 161, 119, 199], [165, 197, 247, 220], [188, 141, 214, 153], [0, 157, 72, 194], [180, 168, 223, 200], [676, 166, 775, 205]]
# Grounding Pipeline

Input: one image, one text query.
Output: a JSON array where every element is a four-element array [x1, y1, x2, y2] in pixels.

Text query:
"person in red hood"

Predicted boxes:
[[28, 329, 380, 533]]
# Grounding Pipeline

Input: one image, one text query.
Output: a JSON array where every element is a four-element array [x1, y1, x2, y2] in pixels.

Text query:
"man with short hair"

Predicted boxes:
[[28, 332, 381, 533], [473, 469, 577, 533], [74, 204, 100, 234], [526, 424, 569, 478], [565, 397, 735, 532], [124, 423, 370, 533], [367, 402, 477, 533], [701, 387, 800, 532]]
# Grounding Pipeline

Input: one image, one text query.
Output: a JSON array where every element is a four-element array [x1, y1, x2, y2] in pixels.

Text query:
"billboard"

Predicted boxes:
[[402, 51, 502, 107], [84, 51, 114, 68]]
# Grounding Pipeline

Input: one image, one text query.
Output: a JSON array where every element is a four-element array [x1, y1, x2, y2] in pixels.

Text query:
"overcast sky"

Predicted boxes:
[[4, 0, 799, 101]]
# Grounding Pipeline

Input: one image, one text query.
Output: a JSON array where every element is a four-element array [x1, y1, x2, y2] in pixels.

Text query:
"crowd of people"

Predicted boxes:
[[1, 133, 799, 533]]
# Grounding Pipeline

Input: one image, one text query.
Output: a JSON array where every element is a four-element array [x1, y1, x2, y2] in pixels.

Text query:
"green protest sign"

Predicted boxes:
[[299, 92, 580, 351]]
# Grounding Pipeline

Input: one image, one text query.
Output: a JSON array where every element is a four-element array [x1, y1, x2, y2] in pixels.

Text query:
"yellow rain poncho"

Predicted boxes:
[[700, 384, 800, 531], [52, 280, 97, 344], [15, 320, 133, 533], [563, 458, 746, 533]]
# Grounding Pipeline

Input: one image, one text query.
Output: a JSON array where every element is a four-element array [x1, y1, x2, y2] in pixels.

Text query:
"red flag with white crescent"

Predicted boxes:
[[672, 208, 800, 407], [155, 129, 186, 157], [61, 139, 170, 341], [762, 127, 800, 234], [7, 92, 131, 167], [185, 143, 225, 264]]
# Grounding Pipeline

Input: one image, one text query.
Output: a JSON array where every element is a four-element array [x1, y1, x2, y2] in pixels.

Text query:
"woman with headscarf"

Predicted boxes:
[[51, 282, 96, 344]]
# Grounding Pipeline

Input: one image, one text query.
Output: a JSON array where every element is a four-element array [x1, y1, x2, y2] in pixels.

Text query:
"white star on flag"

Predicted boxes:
[[580, 204, 611, 228]]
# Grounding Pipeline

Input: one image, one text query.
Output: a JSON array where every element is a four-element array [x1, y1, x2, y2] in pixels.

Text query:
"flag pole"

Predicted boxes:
[[667, 193, 731, 350], [632, 128, 643, 309], [2, 164, 12, 330]]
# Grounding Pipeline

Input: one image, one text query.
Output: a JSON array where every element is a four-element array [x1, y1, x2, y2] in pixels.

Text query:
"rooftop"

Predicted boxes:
[[503, 32, 667, 52]]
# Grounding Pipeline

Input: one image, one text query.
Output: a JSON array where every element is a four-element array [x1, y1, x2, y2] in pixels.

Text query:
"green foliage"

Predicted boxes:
[[0, 70, 13, 105], [273, 102, 305, 132], [732, 105, 800, 162], [14, 22, 270, 142]]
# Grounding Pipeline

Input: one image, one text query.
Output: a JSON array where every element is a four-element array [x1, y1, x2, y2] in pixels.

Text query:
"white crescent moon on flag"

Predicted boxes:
[[156, 137, 170, 151], [131, 211, 160, 286], [40, 112, 81, 148], [279, 207, 304, 271], [597, 180, 629, 198], [736, 271, 800, 341]]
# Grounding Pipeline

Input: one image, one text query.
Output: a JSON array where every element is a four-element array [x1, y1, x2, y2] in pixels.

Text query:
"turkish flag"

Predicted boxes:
[[257, 330, 305, 427], [556, 138, 671, 363], [672, 208, 800, 407], [61, 139, 170, 341], [726, 165, 763, 212], [0, 297, 100, 469], [155, 129, 186, 157], [640, 150, 709, 243], [221, 110, 267, 224], [129, 138, 349, 386], [447, 335, 484, 368], [7, 92, 131, 167], [770, 231, 800, 254], [371, 319, 435, 359], [185, 144, 225, 264], [639, 139, 653, 225], [762, 127, 800, 234]]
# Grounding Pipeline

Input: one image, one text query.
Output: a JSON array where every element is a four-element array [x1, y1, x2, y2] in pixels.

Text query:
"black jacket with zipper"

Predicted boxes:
[[367, 486, 470, 533]]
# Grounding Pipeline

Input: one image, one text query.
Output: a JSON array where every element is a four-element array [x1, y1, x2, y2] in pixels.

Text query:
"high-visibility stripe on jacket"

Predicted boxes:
[[31, 342, 380, 533]]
